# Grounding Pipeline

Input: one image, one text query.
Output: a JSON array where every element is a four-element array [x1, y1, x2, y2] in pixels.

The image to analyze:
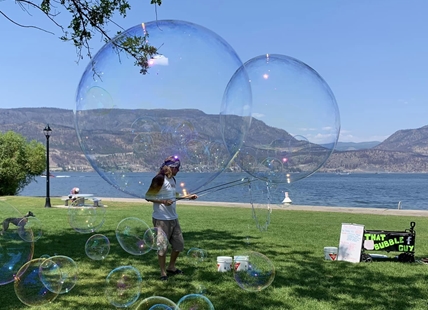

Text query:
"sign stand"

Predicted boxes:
[[337, 223, 365, 263]]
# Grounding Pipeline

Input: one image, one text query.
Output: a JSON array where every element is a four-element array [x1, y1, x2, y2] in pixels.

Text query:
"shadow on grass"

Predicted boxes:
[[1, 227, 428, 309], [275, 249, 427, 310], [178, 231, 428, 310]]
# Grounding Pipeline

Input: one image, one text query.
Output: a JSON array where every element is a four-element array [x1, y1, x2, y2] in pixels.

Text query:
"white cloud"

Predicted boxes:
[[398, 99, 409, 105], [148, 55, 169, 66], [252, 112, 265, 118], [298, 127, 317, 132], [310, 133, 338, 144]]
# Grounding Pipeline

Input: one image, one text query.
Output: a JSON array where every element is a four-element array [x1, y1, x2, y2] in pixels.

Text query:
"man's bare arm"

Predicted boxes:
[[145, 174, 169, 203]]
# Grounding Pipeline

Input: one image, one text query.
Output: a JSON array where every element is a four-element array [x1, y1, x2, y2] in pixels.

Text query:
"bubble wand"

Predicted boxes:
[[176, 177, 252, 200]]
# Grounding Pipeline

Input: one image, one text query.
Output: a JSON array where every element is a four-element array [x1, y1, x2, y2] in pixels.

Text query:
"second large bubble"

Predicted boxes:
[[226, 54, 340, 185]]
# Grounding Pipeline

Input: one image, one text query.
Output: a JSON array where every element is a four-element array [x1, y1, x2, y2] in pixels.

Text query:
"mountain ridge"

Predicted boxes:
[[1, 107, 427, 173], [327, 141, 381, 151]]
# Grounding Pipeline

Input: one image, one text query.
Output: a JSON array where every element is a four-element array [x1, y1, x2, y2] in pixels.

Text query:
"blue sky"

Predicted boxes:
[[1, 0, 427, 143]]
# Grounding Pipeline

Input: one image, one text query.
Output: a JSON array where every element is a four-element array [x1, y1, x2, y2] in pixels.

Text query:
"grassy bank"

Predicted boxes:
[[1, 196, 428, 309]]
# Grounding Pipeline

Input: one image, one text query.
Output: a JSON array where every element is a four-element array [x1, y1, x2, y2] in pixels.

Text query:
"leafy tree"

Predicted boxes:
[[0, 0, 162, 74], [0, 131, 46, 195]]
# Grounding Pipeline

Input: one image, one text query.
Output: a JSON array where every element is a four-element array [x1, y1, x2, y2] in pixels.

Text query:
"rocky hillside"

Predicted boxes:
[[322, 125, 428, 173], [1, 107, 428, 173]]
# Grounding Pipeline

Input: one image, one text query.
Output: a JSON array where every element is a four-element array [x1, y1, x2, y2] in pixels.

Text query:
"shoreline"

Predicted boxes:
[[23, 195, 425, 216], [89, 197, 428, 217]]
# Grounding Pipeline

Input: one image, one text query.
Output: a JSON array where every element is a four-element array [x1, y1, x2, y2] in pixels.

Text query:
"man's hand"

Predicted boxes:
[[163, 199, 174, 206], [186, 194, 198, 200]]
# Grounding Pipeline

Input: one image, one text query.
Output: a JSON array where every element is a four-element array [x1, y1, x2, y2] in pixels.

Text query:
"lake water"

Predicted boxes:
[[18, 172, 428, 210]]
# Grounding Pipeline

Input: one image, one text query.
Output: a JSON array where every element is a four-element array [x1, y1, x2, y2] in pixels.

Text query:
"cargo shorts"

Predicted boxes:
[[152, 218, 184, 255]]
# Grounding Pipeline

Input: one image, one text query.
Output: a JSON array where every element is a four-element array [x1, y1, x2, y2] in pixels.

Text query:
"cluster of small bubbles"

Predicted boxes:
[[68, 205, 106, 233], [233, 251, 275, 292], [105, 266, 142, 308], [85, 234, 110, 260], [116, 217, 152, 255], [226, 54, 340, 185], [0, 201, 34, 286], [143, 227, 168, 252], [14, 258, 62, 306], [186, 247, 208, 266], [74, 19, 252, 198], [39, 255, 78, 294], [176, 294, 215, 310], [135, 296, 177, 310]]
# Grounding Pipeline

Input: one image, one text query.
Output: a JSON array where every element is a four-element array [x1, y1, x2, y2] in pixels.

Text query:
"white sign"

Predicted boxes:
[[337, 223, 365, 263]]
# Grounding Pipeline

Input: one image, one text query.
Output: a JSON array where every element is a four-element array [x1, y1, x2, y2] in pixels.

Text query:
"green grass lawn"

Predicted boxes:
[[1, 196, 428, 309]]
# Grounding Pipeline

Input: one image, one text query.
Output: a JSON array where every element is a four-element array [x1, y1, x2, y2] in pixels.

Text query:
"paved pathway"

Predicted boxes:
[[92, 197, 428, 217]]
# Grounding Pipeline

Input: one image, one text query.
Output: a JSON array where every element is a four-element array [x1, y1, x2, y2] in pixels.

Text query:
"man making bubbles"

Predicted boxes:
[[145, 155, 198, 281]]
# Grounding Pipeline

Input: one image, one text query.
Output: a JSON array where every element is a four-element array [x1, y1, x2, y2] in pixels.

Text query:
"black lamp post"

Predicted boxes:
[[43, 124, 52, 208]]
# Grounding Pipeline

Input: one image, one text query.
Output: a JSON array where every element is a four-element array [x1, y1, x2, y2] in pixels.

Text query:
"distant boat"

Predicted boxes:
[[337, 172, 350, 175], [56, 175, 70, 178], [41, 173, 55, 178]]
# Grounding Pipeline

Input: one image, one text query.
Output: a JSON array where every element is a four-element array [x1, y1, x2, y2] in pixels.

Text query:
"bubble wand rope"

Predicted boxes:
[[186, 178, 252, 198], [175, 177, 252, 200], [147, 178, 253, 202], [249, 180, 272, 232]]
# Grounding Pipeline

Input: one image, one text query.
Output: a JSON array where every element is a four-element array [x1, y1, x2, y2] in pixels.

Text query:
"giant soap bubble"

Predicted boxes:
[[75, 20, 252, 198], [225, 54, 340, 184], [0, 201, 34, 286]]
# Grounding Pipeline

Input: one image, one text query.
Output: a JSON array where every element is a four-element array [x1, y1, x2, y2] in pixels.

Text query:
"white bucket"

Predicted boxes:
[[233, 256, 249, 271], [217, 256, 232, 272], [324, 247, 338, 261]]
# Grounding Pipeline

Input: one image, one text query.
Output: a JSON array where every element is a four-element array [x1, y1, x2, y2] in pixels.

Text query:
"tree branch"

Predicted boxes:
[[0, 10, 55, 34], [3, 0, 162, 75], [16, 0, 64, 30]]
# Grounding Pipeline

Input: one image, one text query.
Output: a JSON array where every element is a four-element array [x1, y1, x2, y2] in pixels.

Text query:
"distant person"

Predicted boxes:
[[69, 187, 80, 204], [145, 155, 198, 281], [70, 187, 80, 195]]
